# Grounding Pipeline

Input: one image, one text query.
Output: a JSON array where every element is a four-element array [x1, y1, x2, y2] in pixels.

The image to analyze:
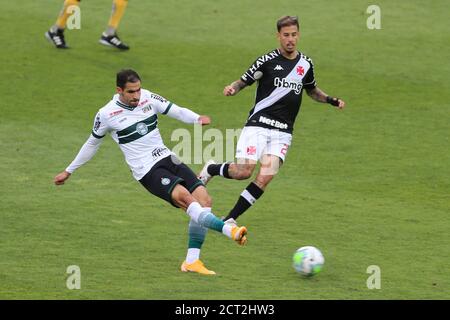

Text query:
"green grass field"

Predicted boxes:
[[1, 0, 449, 299]]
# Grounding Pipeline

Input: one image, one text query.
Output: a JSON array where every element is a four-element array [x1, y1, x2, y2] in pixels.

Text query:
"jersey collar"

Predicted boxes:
[[115, 99, 136, 111], [279, 49, 300, 61]]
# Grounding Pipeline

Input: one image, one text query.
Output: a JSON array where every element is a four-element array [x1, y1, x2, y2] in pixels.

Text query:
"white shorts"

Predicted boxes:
[[235, 126, 292, 162]]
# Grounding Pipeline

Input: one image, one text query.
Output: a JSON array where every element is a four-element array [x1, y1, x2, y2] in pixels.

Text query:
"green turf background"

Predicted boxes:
[[0, 0, 449, 299]]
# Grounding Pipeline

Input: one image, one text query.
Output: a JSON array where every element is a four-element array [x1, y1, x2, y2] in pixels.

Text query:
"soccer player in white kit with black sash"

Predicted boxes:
[[54, 69, 248, 275], [199, 16, 346, 223]]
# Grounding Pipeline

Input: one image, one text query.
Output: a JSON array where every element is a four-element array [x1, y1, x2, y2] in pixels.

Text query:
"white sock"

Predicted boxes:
[[105, 27, 117, 36], [197, 206, 233, 238], [222, 224, 233, 238], [186, 202, 203, 223], [51, 25, 62, 33], [186, 248, 200, 264]]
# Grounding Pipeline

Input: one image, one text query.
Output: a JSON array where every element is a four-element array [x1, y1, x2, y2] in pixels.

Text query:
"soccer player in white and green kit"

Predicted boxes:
[[54, 69, 247, 275]]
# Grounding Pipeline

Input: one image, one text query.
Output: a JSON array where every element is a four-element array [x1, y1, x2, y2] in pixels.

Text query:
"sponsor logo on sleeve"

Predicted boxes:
[[247, 51, 280, 74], [151, 94, 167, 103], [93, 115, 101, 131]]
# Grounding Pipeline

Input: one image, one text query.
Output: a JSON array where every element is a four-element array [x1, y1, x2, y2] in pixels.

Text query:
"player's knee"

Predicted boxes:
[[197, 190, 213, 208], [241, 168, 254, 179], [235, 164, 254, 180], [191, 186, 212, 208], [172, 184, 194, 209], [203, 194, 212, 208]]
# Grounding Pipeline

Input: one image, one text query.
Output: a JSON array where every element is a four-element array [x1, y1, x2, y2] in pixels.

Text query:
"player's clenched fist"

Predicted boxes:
[[223, 85, 236, 96], [54, 171, 71, 185], [198, 115, 211, 125]]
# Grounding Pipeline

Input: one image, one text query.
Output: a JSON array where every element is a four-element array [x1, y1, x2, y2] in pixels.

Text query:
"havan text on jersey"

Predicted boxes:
[[240, 49, 317, 133]]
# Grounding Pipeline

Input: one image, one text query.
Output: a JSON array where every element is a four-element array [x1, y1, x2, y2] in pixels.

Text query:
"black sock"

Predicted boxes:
[[207, 163, 232, 178], [224, 182, 264, 220]]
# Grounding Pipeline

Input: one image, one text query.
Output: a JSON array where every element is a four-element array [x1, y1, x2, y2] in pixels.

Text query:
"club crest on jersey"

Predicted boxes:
[[136, 122, 148, 135], [247, 146, 257, 155], [274, 77, 303, 95], [296, 66, 305, 76], [142, 106, 152, 113], [161, 178, 171, 185]]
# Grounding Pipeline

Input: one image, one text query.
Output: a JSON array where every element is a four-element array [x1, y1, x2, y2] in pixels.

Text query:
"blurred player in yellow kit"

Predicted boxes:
[[45, 0, 130, 50]]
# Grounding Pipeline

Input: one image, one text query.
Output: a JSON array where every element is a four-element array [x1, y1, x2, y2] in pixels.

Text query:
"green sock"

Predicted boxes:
[[188, 219, 207, 249], [198, 211, 224, 233]]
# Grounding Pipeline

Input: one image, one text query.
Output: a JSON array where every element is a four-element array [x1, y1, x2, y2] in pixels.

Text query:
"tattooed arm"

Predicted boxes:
[[306, 87, 345, 109], [223, 79, 248, 96], [306, 87, 328, 102]]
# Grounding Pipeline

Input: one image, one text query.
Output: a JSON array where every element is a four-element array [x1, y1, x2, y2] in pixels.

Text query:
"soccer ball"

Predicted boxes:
[[292, 246, 325, 276]]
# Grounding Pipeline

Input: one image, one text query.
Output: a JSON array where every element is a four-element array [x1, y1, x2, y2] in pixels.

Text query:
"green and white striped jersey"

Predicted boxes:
[[66, 89, 200, 180]]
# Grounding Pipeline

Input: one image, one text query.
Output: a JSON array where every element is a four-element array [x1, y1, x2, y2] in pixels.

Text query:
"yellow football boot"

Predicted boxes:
[[181, 260, 216, 275]]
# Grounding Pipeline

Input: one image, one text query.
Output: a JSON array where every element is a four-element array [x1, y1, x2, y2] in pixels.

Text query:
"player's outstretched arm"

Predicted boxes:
[[223, 79, 247, 96], [163, 103, 210, 125], [54, 134, 104, 186], [306, 87, 345, 109]]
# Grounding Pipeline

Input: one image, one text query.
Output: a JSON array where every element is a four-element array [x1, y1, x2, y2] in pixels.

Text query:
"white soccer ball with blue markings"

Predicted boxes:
[[293, 246, 324, 276]]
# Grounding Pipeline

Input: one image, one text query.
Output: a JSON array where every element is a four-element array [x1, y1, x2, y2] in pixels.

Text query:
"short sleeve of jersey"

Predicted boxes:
[[240, 58, 264, 86], [303, 57, 317, 90], [240, 50, 279, 86], [91, 111, 109, 139], [149, 92, 173, 115]]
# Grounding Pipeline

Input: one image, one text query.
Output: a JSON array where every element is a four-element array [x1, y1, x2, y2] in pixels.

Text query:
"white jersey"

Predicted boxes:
[[66, 89, 200, 180]]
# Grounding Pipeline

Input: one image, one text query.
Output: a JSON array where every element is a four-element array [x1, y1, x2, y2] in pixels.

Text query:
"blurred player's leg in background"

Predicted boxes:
[[203, 155, 281, 222], [45, 0, 80, 49], [99, 0, 130, 50]]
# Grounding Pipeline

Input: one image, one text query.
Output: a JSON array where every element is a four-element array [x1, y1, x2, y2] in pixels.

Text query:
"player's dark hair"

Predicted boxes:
[[276, 15, 299, 32], [116, 69, 141, 89]]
